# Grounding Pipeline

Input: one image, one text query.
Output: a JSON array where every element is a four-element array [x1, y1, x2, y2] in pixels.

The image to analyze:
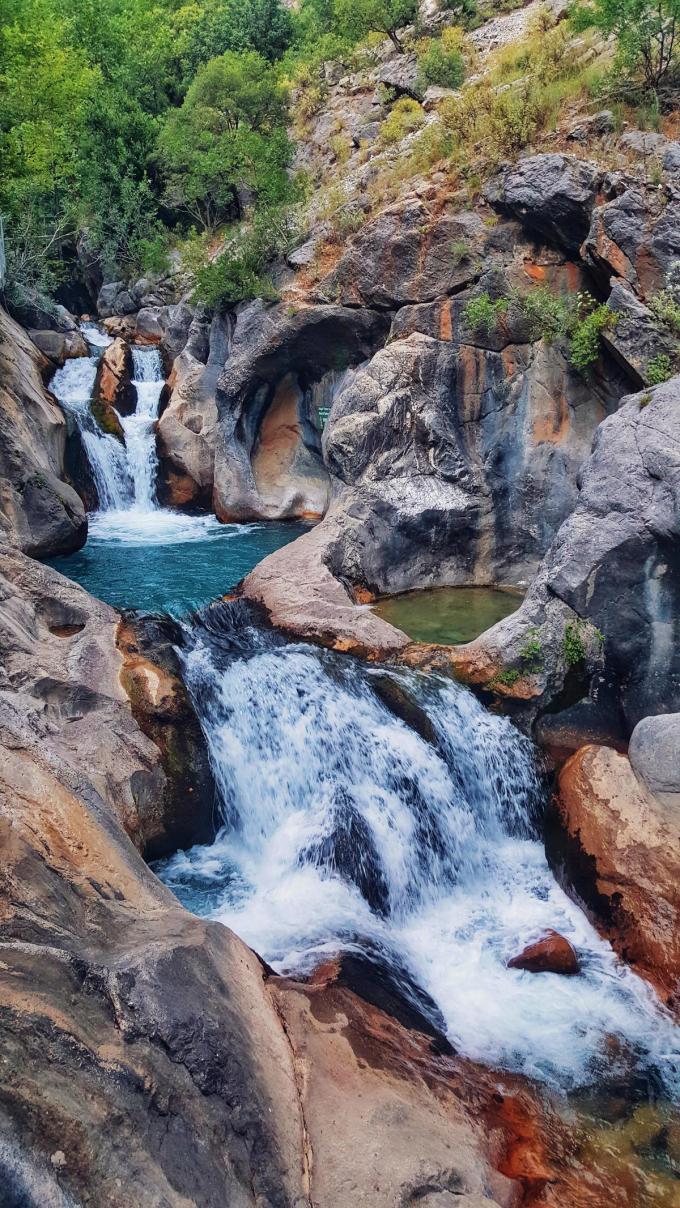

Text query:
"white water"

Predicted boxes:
[[158, 621, 680, 1096], [50, 332, 133, 509], [51, 324, 226, 543]]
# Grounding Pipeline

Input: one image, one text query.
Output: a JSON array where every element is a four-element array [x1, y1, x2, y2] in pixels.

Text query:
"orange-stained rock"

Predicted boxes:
[[507, 930, 580, 975], [553, 745, 680, 1004]]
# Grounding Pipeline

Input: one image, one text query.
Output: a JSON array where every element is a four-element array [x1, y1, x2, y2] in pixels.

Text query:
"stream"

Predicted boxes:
[[44, 323, 680, 1188], [46, 324, 306, 611]]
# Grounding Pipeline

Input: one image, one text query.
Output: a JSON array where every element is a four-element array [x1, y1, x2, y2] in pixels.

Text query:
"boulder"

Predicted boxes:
[[316, 201, 487, 308], [26, 327, 89, 364], [135, 304, 165, 344], [377, 52, 421, 99], [97, 280, 124, 318], [92, 336, 136, 434], [628, 712, 680, 811], [485, 154, 600, 255], [551, 745, 680, 1000], [0, 306, 86, 557], [507, 930, 580, 975], [114, 288, 138, 317]]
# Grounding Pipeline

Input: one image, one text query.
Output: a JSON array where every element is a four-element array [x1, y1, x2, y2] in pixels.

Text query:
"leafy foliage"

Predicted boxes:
[[647, 353, 674, 383], [332, 0, 418, 52], [572, 0, 680, 88], [192, 204, 301, 307], [417, 27, 466, 90]]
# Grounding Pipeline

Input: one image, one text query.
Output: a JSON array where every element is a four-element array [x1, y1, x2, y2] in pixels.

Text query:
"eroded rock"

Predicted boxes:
[[0, 306, 86, 557], [551, 744, 680, 1002], [507, 930, 580, 975]]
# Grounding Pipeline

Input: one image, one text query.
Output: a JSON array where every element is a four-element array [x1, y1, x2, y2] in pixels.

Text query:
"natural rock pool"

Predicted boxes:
[[46, 512, 308, 613], [372, 585, 523, 644]]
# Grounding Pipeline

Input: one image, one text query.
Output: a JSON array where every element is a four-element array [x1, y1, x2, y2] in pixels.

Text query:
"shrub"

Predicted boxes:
[[519, 627, 543, 668], [463, 291, 509, 334], [567, 299, 615, 371], [649, 288, 680, 334], [192, 203, 300, 308], [563, 621, 586, 668], [571, 0, 680, 90], [647, 353, 674, 383], [417, 28, 466, 90], [380, 97, 425, 144]]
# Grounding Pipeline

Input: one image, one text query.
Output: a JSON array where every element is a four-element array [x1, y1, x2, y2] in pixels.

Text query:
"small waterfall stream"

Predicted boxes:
[[121, 346, 164, 510], [50, 329, 133, 509], [156, 606, 680, 1097]]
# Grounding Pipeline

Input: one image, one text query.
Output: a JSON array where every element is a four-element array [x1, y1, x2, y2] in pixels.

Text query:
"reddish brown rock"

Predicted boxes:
[[552, 745, 680, 1002], [507, 930, 580, 976], [93, 336, 136, 428]]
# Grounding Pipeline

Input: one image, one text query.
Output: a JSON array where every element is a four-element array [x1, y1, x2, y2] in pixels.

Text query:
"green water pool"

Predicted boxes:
[[372, 585, 523, 645]]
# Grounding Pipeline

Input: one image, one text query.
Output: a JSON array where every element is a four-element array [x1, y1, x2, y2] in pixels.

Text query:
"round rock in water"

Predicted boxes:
[[507, 930, 580, 976]]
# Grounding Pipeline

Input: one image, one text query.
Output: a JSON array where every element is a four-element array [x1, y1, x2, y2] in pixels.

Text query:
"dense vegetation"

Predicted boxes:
[[0, 0, 678, 314]]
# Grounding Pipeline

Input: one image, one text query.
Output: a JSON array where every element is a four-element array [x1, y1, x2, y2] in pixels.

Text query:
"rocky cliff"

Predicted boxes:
[[0, 307, 87, 557]]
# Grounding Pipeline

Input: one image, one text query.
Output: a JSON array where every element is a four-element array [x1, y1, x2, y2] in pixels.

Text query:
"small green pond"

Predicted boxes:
[[372, 585, 523, 645]]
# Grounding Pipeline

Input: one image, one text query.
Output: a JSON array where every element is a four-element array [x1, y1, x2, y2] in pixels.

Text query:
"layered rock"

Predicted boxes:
[[0, 306, 86, 557], [447, 374, 680, 741], [550, 744, 680, 1003], [157, 310, 229, 508], [212, 301, 389, 521]]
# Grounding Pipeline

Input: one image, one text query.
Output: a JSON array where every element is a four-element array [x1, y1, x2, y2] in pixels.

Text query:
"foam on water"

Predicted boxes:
[[157, 617, 680, 1096]]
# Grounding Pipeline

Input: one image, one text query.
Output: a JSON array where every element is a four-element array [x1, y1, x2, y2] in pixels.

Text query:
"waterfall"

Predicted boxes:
[[120, 346, 164, 511], [156, 606, 680, 1096], [50, 345, 133, 510]]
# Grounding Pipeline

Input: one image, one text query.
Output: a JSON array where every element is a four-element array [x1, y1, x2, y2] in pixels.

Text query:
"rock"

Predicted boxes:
[[114, 288, 138, 317], [628, 713, 680, 811], [157, 312, 228, 508], [377, 52, 421, 99], [565, 110, 615, 142], [92, 336, 136, 436], [26, 327, 89, 364], [451, 374, 680, 735], [582, 187, 680, 299], [286, 223, 332, 269], [212, 301, 388, 521], [485, 154, 600, 255], [551, 745, 680, 999], [317, 201, 486, 308], [242, 518, 410, 657], [135, 304, 165, 344], [97, 280, 124, 318], [602, 281, 678, 385], [619, 129, 669, 157], [0, 306, 86, 557], [507, 930, 580, 975], [662, 142, 680, 174]]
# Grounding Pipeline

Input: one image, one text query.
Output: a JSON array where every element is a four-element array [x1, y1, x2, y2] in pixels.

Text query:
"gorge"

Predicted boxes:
[[2, 0, 680, 1205]]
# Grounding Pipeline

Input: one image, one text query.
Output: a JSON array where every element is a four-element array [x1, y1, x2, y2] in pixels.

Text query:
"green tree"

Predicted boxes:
[[572, 0, 680, 88], [157, 51, 292, 231], [332, 0, 418, 51], [176, 0, 293, 79]]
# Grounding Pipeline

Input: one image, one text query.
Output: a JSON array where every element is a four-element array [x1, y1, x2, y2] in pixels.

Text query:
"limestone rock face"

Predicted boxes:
[[0, 306, 86, 557], [212, 300, 389, 521], [582, 187, 680, 299], [552, 745, 680, 1002], [316, 201, 487, 307], [450, 375, 680, 740], [485, 154, 600, 254]]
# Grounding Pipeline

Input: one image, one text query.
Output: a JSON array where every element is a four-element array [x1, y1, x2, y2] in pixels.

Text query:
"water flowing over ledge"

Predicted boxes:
[[156, 604, 680, 1097]]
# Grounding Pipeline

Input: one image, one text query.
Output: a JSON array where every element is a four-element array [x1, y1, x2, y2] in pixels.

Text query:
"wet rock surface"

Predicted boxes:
[[551, 744, 680, 1004], [507, 931, 580, 976]]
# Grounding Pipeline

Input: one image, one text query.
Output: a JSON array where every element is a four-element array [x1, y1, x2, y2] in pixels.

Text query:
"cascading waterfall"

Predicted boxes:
[[50, 329, 133, 509], [120, 346, 164, 511], [157, 605, 680, 1096], [50, 326, 165, 517]]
